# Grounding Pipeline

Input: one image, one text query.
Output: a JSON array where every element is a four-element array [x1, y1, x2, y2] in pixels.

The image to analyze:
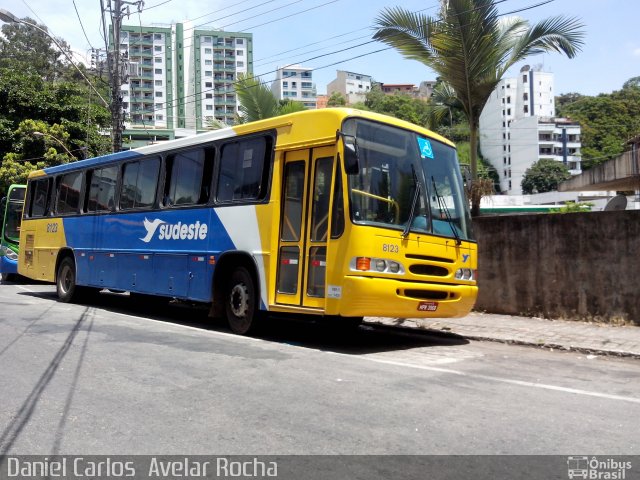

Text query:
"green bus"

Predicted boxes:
[[1, 184, 26, 282]]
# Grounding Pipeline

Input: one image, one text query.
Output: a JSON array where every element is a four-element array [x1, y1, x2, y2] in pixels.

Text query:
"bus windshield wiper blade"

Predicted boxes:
[[431, 176, 461, 246], [402, 165, 420, 238]]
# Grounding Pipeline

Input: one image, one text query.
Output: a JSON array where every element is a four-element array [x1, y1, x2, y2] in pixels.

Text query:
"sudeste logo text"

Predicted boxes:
[[140, 218, 208, 243]]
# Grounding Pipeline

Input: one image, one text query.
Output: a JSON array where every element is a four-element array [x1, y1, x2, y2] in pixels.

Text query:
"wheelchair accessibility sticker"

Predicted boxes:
[[417, 137, 434, 159]]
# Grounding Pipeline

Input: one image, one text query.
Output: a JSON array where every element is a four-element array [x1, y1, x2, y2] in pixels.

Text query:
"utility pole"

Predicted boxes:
[[101, 0, 143, 152]]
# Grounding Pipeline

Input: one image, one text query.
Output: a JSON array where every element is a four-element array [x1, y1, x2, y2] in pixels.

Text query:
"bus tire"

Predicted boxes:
[[225, 266, 259, 335], [0, 272, 17, 283], [56, 257, 79, 303]]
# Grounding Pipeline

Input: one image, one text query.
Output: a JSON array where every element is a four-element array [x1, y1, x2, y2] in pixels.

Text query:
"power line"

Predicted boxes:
[[72, 0, 95, 50], [128, 0, 559, 122]]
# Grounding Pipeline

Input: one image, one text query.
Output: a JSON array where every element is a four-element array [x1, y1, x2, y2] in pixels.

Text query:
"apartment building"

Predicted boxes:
[[327, 70, 372, 104], [271, 64, 317, 109], [114, 22, 252, 144], [479, 65, 581, 194]]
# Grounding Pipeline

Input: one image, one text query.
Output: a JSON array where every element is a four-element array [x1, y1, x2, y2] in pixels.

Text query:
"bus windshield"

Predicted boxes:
[[343, 118, 473, 241], [3, 185, 25, 242]]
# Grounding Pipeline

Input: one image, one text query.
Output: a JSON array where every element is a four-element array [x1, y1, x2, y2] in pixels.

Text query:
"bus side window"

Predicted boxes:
[[120, 158, 160, 210], [216, 136, 268, 203], [29, 178, 51, 217], [163, 147, 214, 207], [87, 166, 118, 212], [56, 171, 83, 215]]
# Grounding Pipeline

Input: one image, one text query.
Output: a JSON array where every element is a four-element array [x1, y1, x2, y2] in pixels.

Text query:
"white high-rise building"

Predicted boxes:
[[271, 65, 317, 109], [479, 65, 581, 194]]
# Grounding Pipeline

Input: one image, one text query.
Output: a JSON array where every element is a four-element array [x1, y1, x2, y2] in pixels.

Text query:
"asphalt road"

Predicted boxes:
[[0, 282, 639, 457]]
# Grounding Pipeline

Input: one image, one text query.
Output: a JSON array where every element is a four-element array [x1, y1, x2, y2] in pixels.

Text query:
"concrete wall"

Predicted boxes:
[[473, 210, 639, 325]]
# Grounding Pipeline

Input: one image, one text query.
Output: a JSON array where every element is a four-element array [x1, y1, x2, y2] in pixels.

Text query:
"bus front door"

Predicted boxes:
[[275, 147, 335, 310]]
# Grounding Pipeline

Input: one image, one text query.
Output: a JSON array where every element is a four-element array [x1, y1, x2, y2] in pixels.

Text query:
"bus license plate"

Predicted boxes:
[[417, 301, 438, 312]]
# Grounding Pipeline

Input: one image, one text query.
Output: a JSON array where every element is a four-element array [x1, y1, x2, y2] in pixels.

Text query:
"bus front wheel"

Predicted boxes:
[[225, 266, 259, 335]]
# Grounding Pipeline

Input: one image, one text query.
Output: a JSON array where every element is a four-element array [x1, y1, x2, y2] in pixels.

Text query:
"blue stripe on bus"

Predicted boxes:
[[43, 150, 143, 175], [61, 208, 239, 302]]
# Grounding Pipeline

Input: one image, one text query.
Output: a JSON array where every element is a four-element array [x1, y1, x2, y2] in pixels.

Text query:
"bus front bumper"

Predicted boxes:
[[0, 254, 18, 275], [337, 275, 477, 319]]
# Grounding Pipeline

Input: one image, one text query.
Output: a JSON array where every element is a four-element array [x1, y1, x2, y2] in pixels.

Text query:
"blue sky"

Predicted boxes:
[[3, 0, 638, 96]]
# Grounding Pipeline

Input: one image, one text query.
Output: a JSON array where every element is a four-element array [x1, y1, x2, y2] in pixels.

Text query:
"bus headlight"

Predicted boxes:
[[455, 268, 475, 281], [1, 246, 18, 260], [352, 257, 404, 275]]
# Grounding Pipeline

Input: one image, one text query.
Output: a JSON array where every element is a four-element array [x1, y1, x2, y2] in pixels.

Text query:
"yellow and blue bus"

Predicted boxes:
[[18, 109, 477, 334], [1, 184, 26, 282]]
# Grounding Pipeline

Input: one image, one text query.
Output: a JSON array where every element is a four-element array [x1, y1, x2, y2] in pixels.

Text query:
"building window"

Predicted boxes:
[[522, 75, 527, 83], [206, 93, 213, 99], [155, 103, 163, 109], [155, 91, 163, 97], [205, 71, 212, 77], [205, 82, 212, 88], [283, 81, 288, 88], [154, 45, 162, 52], [154, 68, 162, 74], [236, 50, 243, 56], [206, 105, 213, 111], [154, 57, 162, 63], [155, 80, 162, 86], [154, 34, 162, 40], [524, 105, 529, 114], [203, 36, 212, 43], [205, 48, 212, 54], [237, 61, 244, 68], [205, 59, 212, 65], [156, 114, 163, 121]]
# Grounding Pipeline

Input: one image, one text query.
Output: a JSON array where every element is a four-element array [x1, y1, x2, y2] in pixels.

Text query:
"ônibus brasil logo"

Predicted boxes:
[[140, 218, 208, 243]]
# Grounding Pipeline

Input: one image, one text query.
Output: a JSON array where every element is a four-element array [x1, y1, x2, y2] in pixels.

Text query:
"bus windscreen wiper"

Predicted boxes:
[[431, 176, 461, 246], [402, 165, 420, 238]]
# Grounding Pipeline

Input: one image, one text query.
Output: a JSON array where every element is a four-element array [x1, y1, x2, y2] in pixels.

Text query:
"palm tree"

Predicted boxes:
[[373, 0, 584, 215], [235, 73, 305, 123]]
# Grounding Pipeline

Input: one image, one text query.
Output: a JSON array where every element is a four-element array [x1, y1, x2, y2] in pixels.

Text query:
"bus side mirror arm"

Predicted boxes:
[[336, 130, 359, 175]]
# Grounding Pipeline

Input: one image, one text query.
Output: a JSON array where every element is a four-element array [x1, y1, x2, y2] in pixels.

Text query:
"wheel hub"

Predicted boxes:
[[229, 283, 249, 318]]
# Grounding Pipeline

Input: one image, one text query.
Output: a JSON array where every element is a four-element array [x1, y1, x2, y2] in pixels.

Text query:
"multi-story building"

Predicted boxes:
[[271, 64, 317, 109], [114, 22, 252, 147], [479, 65, 581, 194], [327, 70, 372, 104]]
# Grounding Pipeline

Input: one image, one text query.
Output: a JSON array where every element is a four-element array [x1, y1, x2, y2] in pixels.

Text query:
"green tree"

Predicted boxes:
[[358, 85, 430, 126], [521, 159, 570, 194], [235, 73, 305, 123], [327, 92, 347, 107], [557, 80, 640, 169], [373, 0, 584, 215], [0, 18, 71, 81]]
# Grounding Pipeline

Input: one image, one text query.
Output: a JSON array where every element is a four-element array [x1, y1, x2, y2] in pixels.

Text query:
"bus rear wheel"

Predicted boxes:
[[225, 266, 259, 335], [56, 257, 78, 303]]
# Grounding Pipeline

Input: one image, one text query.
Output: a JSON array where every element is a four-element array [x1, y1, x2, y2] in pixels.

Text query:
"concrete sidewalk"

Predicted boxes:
[[366, 312, 640, 358]]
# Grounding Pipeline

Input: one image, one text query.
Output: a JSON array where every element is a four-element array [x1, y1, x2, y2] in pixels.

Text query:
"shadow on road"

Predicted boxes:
[[17, 288, 469, 355]]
